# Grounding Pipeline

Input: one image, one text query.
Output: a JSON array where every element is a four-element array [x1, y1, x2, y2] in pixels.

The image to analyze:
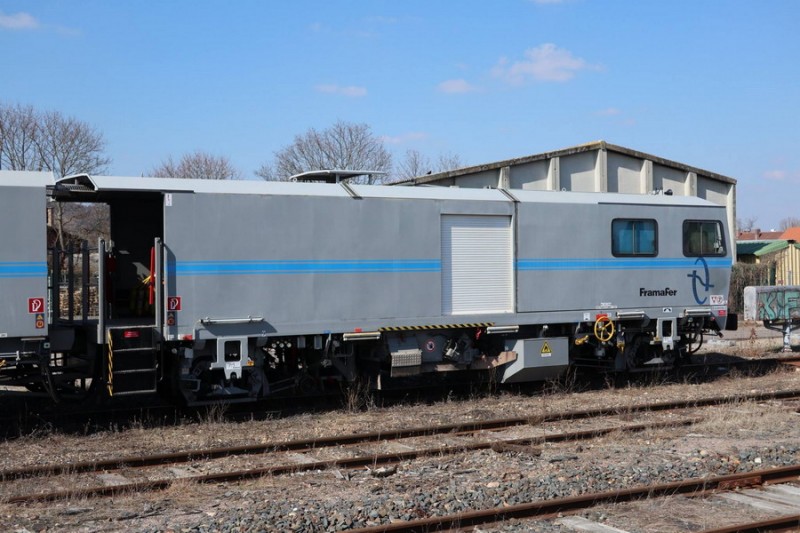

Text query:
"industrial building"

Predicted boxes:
[[396, 140, 737, 253]]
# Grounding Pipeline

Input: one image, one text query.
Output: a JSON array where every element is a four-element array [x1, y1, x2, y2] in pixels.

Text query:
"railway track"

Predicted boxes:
[[5, 386, 800, 506], [5, 386, 800, 483], [3, 416, 700, 504], [345, 466, 800, 532]]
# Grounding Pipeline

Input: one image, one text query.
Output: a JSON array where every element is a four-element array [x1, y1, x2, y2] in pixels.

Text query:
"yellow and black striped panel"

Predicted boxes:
[[380, 323, 494, 332]]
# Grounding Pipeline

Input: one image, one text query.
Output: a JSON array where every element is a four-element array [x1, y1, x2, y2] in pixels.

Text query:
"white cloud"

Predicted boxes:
[[381, 132, 429, 145], [763, 170, 787, 181], [492, 43, 599, 84], [437, 79, 478, 94], [315, 84, 367, 97], [595, 107, 621, 116], [0, 11, 39, 30]]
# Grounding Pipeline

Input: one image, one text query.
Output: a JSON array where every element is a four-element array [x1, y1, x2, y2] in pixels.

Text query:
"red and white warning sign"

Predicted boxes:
[[28, 297, 45, 314], [167, 296, 182, 311]]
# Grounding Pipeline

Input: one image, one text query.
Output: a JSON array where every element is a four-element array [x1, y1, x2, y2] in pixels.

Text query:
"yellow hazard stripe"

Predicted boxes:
[[106, 330, 113, 397], [379, 323, 494, 332]]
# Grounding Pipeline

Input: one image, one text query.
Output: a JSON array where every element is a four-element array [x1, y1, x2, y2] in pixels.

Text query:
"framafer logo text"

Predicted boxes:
[[639, 287, 677, 297]]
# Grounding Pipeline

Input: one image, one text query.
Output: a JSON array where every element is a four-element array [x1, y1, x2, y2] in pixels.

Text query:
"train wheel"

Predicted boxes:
[[623, 334, 645, 370]]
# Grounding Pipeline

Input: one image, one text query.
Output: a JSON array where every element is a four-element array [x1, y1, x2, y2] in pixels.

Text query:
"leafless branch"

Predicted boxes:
[[256, 120, 392, 184], [149, 150, 241, 180]]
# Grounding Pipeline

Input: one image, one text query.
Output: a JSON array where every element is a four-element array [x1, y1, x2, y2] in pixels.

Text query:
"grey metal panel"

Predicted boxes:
[[63, 175, 519, 204], [163, 192, 449, 339], [351, 184, 510, 202], [154, 182, 732, 341], [0, 184, 48, 337], [501, 337, 569, 383], [513, 189, 715, 208], [71, 175, 353, 197], [438, 199, 514, 216], [0, 171, 53, 187], [515, 198, 731, 318]]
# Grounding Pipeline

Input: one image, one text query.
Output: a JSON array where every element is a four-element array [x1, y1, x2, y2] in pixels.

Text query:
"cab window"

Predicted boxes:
[[612, 219, 657, 256], [683, 220, 725, 256]]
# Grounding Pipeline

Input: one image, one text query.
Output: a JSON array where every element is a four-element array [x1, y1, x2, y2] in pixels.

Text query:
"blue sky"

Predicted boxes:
[[1, 0, 798, 230]]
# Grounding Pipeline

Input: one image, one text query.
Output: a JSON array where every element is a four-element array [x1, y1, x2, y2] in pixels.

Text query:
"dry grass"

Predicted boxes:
[[152, 477, 207, 507], [590, 490, 778, 533], [342, 379, 376, 413], [694, 400, 795, 437]]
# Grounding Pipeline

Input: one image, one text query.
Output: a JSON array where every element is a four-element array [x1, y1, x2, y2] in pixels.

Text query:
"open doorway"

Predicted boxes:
[[50, 191, 164, 325]]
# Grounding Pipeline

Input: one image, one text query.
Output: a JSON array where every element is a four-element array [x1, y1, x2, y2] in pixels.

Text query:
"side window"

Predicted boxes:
[[612, 219, 657, 256], [683, 220, 725, 256]]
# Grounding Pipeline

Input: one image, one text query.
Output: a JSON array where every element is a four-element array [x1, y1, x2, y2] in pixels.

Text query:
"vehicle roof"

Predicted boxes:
[[0, 170, 54, 188], [53, 173, 721, 207]]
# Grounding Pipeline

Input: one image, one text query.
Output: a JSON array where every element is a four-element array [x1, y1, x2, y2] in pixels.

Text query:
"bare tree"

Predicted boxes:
[[0, 103, 39, 171], [35, 110, 111, 177], [256, 121, 391, 184], [149, 150, 241, 180], [0, 103, 111, 248], [736, 217, 758, 233], [0, 103, 110, 176], [436, 151, 463, 173], [393, 149, 464, 181], [394, 149, 431, 181], [779, 217, 800, 231], [55, 203, 110, 246]]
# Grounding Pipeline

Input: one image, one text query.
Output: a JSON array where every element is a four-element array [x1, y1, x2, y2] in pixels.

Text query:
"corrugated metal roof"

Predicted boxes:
[[737, 240, 800, 257], [737, 241, 776, 256], [757, 240, 799, 256]]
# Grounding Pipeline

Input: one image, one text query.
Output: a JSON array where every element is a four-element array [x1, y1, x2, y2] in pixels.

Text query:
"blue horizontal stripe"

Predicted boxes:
[[0, 262, 47, 278], [172, 259, 442, 276], [517, 257, 732, 271], [170, 257, 732, 277]]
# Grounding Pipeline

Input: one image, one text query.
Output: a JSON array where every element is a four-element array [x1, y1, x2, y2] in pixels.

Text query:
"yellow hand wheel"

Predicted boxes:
[[593, 316, 615, 342]]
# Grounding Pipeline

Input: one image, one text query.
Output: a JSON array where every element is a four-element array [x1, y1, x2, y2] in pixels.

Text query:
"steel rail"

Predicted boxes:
[[347, 465, 800, 532], [5, 387, 800, 482], [4, 417, 699, 504]]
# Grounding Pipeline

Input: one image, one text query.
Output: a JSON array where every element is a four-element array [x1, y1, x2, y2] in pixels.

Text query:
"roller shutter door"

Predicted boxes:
[[441, 215, 513, 315]]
